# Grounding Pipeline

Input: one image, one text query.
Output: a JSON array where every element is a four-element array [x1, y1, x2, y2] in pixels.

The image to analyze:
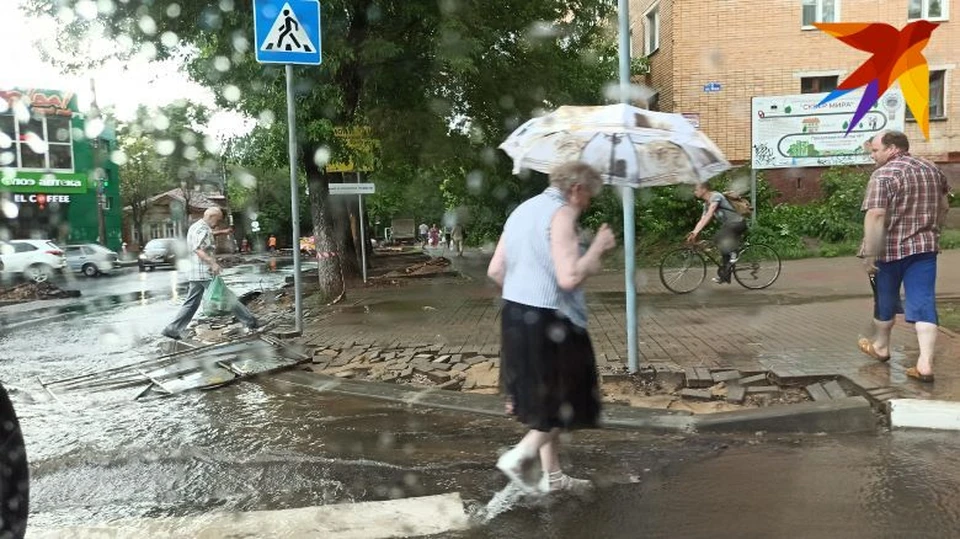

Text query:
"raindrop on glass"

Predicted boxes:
[[313, 147, 331, 167], [160, 31, 179, 48], [214, 56, 231, 72], [75, 0, 98, 20], [139, 15, 158, 36], [222, 85, 242, 102]]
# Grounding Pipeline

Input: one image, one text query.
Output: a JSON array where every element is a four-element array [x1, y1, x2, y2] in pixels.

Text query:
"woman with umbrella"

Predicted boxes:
[[486, 161, 616, 493]]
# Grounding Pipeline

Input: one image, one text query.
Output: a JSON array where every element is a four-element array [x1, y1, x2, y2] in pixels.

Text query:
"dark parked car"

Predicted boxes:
[[138, 238, 184, 271]]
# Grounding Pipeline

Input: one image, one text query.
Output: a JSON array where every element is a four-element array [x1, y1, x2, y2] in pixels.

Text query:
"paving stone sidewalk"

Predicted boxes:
[[295, 250, 960, 402]]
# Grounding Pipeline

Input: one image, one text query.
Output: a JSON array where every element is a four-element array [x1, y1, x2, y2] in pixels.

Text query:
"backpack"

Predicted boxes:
[[722, 191, 752, 217]]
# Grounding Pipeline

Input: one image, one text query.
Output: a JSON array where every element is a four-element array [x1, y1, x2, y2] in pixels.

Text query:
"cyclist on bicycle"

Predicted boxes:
[[686, 182, 747, 284]]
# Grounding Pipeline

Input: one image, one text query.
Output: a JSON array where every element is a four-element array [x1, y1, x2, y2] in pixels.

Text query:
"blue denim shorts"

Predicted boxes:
[[874, 252, 938, 324]]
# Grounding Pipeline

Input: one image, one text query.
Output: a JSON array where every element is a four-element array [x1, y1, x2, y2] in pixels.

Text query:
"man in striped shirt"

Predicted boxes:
[[857, 131, 950, 383]]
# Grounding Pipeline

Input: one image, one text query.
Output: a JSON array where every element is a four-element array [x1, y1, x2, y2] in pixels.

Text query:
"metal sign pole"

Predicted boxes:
[[357, 171, 368, 283], [286, 64, 303, 335], [618, 0, 638, 374], [750, 168, 758, 225]]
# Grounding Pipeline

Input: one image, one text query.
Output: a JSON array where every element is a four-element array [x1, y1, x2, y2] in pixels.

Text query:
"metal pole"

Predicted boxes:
[[90, 77, 107, 246], [285, 64, 303, 335], [618, 0, 639, 374], [750, 168, 758, 224], [357, 171, 367, 283]]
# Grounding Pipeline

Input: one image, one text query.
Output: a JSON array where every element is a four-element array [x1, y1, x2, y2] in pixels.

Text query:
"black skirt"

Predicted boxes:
[[500, 300, 602, 432]]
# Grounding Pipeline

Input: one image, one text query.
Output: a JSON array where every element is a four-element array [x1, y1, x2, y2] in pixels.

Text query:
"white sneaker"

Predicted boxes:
[[496, 447, 537, 492], [538, 471, 593, 494]]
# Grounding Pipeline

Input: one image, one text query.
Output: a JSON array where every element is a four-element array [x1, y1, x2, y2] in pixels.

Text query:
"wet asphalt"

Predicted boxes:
[[3, 259, 960, 537]]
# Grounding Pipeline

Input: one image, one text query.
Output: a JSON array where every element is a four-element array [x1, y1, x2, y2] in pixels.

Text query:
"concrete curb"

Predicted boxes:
[[274, 371, 877, 435], [888, 399, 960, 431], [29, 492, 469, 539], [692, 396, 876, 434]]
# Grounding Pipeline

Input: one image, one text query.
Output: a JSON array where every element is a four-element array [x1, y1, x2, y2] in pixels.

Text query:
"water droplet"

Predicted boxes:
[[110, 150, 128, 166], [161, 31, 179, 48], [97, 0, 116, 16], [219, 0, 235, 11], [57, 6, 77, 24], [467, 170, 484, 193], [214, 56, 231, 72], [156, 140, 176, 156], [313, 147, 331, 167], [222, 85, 241, 102], [547, 322, 567, 343], [152, 114, 170, 132], [1, 199, 18, 219], [167, 3, 182, 18], [85, 118, 105, 139], [23, 133, 47, 154], [527, 21, 558, 40], [258, 110, 275, 128], [0, 133, 11, 150], [139, 15, 158, 36], [75, 0, 98, 20]]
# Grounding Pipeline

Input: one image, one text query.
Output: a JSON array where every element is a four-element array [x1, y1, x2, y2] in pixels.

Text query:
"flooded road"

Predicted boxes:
[[4, 258, 960, 536], [446, 430, 960, 539]]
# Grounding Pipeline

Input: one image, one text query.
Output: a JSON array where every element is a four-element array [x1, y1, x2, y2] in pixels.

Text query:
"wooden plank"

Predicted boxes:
[[685, 367, 713, 388], [822, 380, 847, 400], [805, 382, 832, 402], [712, 370, 741, 383], [739, 373, 769, 387], [726, 385, 747, 404]]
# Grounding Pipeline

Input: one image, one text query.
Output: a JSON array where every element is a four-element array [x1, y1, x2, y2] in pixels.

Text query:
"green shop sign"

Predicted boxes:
[[0, 171, 90, 194]]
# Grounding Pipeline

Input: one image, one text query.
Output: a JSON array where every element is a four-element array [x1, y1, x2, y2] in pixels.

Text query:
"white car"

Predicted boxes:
[[0, 240, 67, 282], [65, 243, 120, 277]]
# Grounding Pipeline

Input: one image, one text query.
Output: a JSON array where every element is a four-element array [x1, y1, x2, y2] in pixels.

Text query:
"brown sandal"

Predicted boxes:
[[857, 337, 890, 362], [906, 367, 935, 383]]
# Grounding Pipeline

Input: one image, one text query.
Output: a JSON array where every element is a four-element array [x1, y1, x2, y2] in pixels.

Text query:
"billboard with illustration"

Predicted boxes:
[[750, 89, 906, 170]]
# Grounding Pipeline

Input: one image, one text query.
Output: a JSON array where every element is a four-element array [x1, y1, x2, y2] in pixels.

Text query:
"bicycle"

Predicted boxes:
[[658, 239, 782, 294]]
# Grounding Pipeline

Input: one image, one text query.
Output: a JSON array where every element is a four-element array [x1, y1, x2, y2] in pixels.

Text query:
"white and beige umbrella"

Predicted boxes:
[[499, 103, 730, 187]]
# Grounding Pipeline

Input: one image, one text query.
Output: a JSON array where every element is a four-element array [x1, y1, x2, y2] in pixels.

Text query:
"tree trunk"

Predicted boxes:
[[330, 194, 361, 277], [303, 146, 345, 303], [131, 203, 146, 250]]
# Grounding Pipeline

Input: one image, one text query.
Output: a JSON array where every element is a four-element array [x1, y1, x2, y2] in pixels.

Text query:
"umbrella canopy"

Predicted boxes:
[[499, 104, 731, 187]]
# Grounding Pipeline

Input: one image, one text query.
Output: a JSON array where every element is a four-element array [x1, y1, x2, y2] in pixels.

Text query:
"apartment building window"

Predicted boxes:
[[906, 70, 947, 121], [644, 4, 660, 55], [801, 75, 839, 94], [802, 0, 839, 27], [0, 113, 75, 172], [909, 0, 948, 20]]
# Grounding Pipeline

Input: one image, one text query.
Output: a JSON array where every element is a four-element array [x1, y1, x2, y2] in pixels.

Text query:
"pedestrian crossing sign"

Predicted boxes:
[[254, 0, 322, 65]]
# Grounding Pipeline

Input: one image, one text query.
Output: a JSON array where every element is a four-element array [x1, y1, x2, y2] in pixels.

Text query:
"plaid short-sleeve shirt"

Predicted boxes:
[[186, 219, 215, 282], [861, 154, 950, 262]]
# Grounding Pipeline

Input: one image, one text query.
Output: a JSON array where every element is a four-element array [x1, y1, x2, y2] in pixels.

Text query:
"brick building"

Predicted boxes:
[[630, 0, 959, 201]]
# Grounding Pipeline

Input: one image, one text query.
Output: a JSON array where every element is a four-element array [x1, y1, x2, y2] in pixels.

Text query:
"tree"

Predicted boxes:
[[117, 133, 165, 247], [29, 0, 618, 301]]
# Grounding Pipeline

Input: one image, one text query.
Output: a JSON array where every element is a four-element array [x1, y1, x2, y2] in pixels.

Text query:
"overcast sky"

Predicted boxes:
[[0, 0, 250, 140]]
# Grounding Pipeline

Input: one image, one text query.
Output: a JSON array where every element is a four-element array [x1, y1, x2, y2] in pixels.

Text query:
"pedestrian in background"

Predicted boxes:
[[451, 223, 465, 257], [419, 222, 429, 247], [162, 207, 260, 340], [857, 130, 950, 383], [487, 161, 616, 494]]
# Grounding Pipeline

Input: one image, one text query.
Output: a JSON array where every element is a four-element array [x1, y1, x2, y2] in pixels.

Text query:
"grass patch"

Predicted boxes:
[[938, 300, 960, 335]]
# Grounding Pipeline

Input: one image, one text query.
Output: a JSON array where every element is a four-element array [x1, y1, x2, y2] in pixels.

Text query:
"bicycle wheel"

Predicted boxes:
[[733, 243, 782, 290], [659, 248, 707, 294]]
